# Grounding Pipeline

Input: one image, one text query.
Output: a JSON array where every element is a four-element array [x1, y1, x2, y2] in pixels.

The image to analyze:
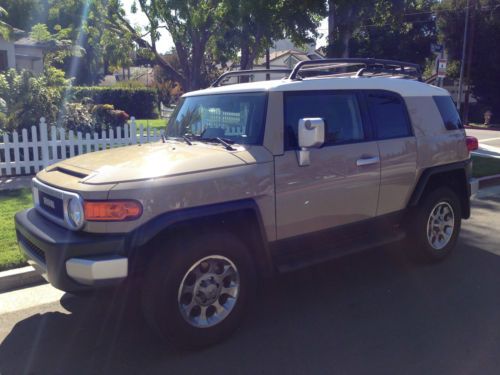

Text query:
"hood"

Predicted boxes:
[[49, 141, 259, 184]]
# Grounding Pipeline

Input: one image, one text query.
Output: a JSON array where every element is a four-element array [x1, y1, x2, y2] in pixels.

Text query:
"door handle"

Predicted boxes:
[[356, 156, 380, 167]]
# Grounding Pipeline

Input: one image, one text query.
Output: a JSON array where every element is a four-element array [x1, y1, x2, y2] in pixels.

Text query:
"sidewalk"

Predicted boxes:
[[0, 175, 33, 191]]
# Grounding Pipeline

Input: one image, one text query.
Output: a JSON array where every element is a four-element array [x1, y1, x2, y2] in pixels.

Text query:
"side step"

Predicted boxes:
[[273, 230, 406, 273]]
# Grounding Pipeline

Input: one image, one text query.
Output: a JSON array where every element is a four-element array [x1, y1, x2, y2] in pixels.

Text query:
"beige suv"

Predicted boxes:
[[16, 59, 479, 348]]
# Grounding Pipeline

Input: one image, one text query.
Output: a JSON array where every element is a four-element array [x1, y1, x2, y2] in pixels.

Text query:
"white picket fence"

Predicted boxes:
[[0, 117, 165, 177]]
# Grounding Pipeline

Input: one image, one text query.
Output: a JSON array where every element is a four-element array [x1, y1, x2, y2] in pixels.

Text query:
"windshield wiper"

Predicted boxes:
[[187, 134, 236, 151], [182, 135, 193, 146], [215, 137, 236, 151]]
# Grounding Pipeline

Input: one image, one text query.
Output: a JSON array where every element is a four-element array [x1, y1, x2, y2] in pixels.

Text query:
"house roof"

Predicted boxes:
[[255, 49, 310, 65], [14, 37, 53, 49]]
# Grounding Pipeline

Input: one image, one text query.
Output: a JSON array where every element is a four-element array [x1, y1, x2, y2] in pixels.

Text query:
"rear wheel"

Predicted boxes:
[[407, 187, 462, 262], [141, 232, 256, 348]]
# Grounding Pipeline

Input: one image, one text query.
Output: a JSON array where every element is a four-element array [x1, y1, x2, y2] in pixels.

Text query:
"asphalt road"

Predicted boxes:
[[1, 186, 500, 375]]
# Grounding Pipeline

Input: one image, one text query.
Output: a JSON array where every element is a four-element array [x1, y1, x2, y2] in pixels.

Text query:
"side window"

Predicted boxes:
[[433, 95, 463, 130], [367, 92, 412, 139], [284, 92, 365, 149]]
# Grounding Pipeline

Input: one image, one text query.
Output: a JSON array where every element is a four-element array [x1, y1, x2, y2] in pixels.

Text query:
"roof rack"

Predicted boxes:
[[289, 58, 422, 81], [211, 69, 292, 87]]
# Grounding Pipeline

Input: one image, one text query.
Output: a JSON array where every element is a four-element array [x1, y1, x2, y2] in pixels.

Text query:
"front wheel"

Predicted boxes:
[[141, 232, 256, 348], [407, 187, 462, 262]]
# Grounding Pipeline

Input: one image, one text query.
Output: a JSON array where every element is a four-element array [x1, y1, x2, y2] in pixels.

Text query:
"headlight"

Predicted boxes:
[[67, 197, 84, 229]]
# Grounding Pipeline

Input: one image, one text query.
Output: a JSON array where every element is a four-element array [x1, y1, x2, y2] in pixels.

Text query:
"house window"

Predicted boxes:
[[0, 50, 8, 71]]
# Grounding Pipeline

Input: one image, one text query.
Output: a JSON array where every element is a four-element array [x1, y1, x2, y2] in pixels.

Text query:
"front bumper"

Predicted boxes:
[[15, 208, 129, 292]]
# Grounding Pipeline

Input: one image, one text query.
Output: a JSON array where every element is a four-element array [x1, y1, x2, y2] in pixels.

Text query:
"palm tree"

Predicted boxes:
[[0, 6, 12, 40]]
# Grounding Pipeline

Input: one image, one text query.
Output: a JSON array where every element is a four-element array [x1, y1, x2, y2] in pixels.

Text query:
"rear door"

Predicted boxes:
[[274, 90, 381, 240], [364, 91, 417, 215]]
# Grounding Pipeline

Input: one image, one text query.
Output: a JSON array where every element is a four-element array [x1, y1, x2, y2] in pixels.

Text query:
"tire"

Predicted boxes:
[[407, 187, 462, 262], [141, 231, 256, 349]]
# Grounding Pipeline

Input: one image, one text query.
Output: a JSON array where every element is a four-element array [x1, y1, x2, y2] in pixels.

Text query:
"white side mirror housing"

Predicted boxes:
[[297, 118, 325, 166]]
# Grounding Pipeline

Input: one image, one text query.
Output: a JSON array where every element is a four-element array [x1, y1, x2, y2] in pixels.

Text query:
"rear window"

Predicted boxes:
[[366, 91, 412, 140], [433, 96, 463, 130]]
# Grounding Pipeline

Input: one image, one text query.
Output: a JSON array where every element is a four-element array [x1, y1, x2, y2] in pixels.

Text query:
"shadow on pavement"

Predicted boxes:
[[2, 202, 500, 374]]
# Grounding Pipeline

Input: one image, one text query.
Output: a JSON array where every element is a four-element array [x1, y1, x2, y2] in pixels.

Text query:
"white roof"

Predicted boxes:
[[184, 76, 449, 98]]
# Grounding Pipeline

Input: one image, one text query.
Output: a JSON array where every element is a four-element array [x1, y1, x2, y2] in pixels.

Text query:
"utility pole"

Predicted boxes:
[[457, 0, 470, 113], [265, 47, 270, 81], [463, 0, 477, 125]]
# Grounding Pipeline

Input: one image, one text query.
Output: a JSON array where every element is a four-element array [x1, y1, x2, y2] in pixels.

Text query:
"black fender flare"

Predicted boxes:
[[407, 159, 472, 218], [126, 199, 274, 276]]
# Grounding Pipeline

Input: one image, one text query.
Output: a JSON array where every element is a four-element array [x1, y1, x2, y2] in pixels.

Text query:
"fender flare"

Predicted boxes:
[[126, 199, 274, 276]]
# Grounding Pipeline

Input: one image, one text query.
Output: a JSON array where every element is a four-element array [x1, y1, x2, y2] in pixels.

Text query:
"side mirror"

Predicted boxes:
[[297, 118, 325, 166]]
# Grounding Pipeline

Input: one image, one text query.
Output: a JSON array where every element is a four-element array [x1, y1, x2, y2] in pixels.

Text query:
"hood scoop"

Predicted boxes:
[[47, 166, 89, 179]]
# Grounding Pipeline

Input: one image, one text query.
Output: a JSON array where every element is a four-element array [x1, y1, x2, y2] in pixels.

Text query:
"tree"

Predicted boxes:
[[0, 6, 13, 40], [223, 0, 326, 70], [105, 0, 230, 91], [1, 0, 43, 32], [326, 0, 437, 64], [350, 0, 437, 66], [437, 0, 500, 119]]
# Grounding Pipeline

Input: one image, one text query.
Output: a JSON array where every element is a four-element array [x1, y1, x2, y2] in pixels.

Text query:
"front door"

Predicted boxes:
[[275, 91, 381, 240]]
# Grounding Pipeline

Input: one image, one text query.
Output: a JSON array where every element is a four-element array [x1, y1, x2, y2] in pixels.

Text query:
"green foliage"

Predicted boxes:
[[0, 6, 13, 40], [1, 0, 43, 31], [60, 102, 94, 133], [91, 104, 130, 130], [0, 68, 69, 131], [221, 0, 326, 70], [30, 23, 52, 41], [72, 86, 158, 119], [437, 0, 500, 115], [106, 0, 230, 90], [326, 0, 437, 66]]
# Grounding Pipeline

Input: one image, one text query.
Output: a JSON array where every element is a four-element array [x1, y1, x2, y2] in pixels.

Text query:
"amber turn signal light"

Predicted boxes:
[[84, 200, 142, 221]]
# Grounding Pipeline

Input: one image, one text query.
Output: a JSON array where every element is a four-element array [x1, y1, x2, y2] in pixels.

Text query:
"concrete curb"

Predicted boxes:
[[478, 174, 500, 189], [0, 266, 45, 293], [465, 125, 500, 131]]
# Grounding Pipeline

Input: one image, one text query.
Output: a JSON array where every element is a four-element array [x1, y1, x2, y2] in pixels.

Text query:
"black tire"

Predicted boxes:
[[407, 187, 462, 262], [141, 231, 256, 349]]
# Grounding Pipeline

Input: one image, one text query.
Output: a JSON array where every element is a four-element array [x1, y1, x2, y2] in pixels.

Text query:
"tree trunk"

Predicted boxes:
[[341, 29, 352, 58], [327, 0, 336, 58]]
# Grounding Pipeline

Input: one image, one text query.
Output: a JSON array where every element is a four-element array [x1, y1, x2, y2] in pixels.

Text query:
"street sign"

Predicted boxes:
[[437, 58, 447, 78]]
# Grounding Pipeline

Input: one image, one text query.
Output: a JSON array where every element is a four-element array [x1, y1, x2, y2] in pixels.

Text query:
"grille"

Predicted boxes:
[[18, 232, 46, 264], [38, 191, 64, 220]]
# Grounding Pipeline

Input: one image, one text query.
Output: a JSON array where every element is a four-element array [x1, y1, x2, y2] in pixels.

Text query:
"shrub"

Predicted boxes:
[[91, 104, 129, 130], [0, 68, 68, 131], [60, 103, 93, 133], [72, 87, 158, 119]]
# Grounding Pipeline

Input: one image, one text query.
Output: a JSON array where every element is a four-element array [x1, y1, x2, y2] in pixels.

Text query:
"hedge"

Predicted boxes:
[[72, 87, 158, 119]]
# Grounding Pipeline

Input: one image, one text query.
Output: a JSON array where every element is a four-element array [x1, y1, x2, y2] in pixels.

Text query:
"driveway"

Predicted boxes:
[[1, 186, 500, 375]]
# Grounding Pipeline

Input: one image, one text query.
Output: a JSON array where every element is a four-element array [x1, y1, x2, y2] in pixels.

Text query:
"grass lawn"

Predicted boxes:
[[0, 188, 31, 271], [472, 155, 500, 178], [133, 118, 168, 130]]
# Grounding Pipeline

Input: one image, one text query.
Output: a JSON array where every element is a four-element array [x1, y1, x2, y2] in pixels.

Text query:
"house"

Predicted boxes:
[[0, 30, 46, 75], [219, 38, 325, 85]]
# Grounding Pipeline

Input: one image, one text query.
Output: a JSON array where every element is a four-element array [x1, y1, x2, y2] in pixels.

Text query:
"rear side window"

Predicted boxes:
[[433, 96, 463, 130], [284, 91, 365, 149], [367, 92, 412, 139]]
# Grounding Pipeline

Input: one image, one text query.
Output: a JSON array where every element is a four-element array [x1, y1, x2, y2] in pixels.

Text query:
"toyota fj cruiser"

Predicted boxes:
[[15, 59, 479, 348]]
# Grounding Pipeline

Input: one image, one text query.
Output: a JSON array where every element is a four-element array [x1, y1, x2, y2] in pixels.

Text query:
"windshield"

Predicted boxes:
[[165, 93, 268, 145]]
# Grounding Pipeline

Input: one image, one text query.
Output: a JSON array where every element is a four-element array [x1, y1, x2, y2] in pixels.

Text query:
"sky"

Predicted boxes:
[[121, 0, 328, 54]]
